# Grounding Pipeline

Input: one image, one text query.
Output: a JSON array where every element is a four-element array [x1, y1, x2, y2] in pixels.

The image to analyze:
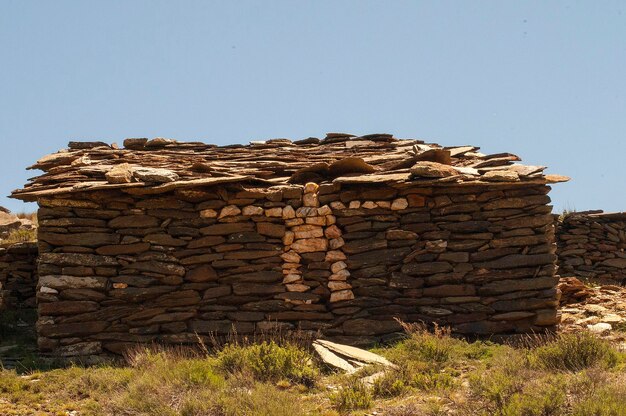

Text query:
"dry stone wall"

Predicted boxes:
[[557, 212, 626, 282], [0, 242, 38, 311], [34, 181, 559, 357]]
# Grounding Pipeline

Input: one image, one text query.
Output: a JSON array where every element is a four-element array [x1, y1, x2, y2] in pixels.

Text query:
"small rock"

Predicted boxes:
[[587, 322, 612, 334], [242, 205, 264, 216], [105, 163, 133, 184], [410, 161, 458, 178], [132, 167, 179, 183], [391, 198, 408, 210], [330, 290, 355, 302]]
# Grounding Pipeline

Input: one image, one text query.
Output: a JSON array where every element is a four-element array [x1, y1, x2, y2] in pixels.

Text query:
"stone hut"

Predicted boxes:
[[11, 133, 569, 357]]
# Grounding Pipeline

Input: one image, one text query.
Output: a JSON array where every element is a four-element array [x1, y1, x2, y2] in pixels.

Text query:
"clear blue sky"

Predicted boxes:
[[1, 1, 624, 213]]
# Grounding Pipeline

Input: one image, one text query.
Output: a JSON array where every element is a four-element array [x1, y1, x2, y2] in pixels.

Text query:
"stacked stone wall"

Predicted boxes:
[[34, 181, 559, 357], [0, 242, 38, 311], [556, 212, 626, 282]]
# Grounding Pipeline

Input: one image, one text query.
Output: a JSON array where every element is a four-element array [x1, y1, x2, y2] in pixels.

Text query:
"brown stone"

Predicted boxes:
[[186, 265, 218, 282], [292, 225, 324, 239], [200, 209, 218, 218], [109, 286, 177, 302], [479, 276, 559, 295], [39, 253, 118, 268], [477, 253, 556, 269], [187, 236, 226, 249], [203, 286, 232, 299], [39, 232, 120, 247], [455, 320, 515, 334], [490, 311, 535, 321], [386, 229, 417, 240], [401, 261, 453, 276], [232, 283, 285, 296], [286, 283, 310, 292], [60, 289, 107, 301], [291, 238, 328, 253], [55, 341, 102, 357], [342, 319, 402, 336], [265, 207, 283, 217], [533, 309, 560, 326], [257, 222, 286, 238], [224, 250, 280, 260], [38, 275, 108, 290], [267, 311, 333, 321], [227, 232, 265, 243], [180, 253, 224, 265], [143, 234, 187, 247], [410, 161, 458, 178], [109, 215, 159, 228], [155, 290, 201, 307], [127, 261, 186, 276], [407, 194, 426, 207], [219, 205, 241, 218], [39, 301, 99, 316], [422, 284, 475, 297], [200, 223, 255, 235], [96, 242, 151, 255], [38, 321, 108, 338], [343, 239, 387, 254]]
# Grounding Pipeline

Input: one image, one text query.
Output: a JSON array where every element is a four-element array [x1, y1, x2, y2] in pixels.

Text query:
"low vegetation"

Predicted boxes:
[[0, 227, 37, 244], [1, 324, 625, 415], [0, 212, 37, 245]]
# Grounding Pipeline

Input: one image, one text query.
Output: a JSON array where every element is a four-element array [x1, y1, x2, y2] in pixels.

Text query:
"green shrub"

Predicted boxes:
[[460, 340, 497, 360], [571, 385, 626, 416], [468, 349, 529, 412], [329, 379, 373, 413], [499, 375, 567, 416], [217, 381, 311, 416], [530, 333, 619, 372], [215, 341, 318, 386], [385, 323, 454, 364], [410, 370, 456, 392], [371, 369, 408, 398], [101, 350, 226, 415]]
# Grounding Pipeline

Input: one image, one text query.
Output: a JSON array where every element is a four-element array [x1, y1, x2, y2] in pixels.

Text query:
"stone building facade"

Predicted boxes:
[[12, 133, 568, 357]]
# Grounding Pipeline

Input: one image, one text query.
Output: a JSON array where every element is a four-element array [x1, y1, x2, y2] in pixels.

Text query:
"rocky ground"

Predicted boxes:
[[559, 277, 626, 347]]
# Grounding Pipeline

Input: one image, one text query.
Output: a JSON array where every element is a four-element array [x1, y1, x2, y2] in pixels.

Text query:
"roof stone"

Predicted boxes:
[[11, 133, 568, 201]]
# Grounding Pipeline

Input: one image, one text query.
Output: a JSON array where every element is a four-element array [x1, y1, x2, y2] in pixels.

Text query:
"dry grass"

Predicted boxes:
[[1, 326, 625, 415], [1, 211, 37, 245], [1, 228, 37, 244]]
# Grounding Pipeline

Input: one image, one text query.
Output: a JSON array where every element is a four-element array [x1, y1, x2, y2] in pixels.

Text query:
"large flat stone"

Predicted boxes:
[[39, 232, 120, 247], [477, 254, 556, 269], [109, 215, 160, 228], [38, 275, 108, 290], [200, 223, 255, 235], [479, 276, 559, 295], [39, 253, 118, 267], [401, 261, 453, 276]]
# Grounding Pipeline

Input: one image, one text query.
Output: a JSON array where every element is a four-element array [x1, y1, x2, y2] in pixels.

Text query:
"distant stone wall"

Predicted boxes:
[[556, 212, 626, 282], [34, 182, 559, 357], [0, 242, 38, 310]]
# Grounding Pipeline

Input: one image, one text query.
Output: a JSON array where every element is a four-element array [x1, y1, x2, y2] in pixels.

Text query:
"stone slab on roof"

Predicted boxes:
[[566, 211, 626, 221], [11, 133, 568, 201]]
